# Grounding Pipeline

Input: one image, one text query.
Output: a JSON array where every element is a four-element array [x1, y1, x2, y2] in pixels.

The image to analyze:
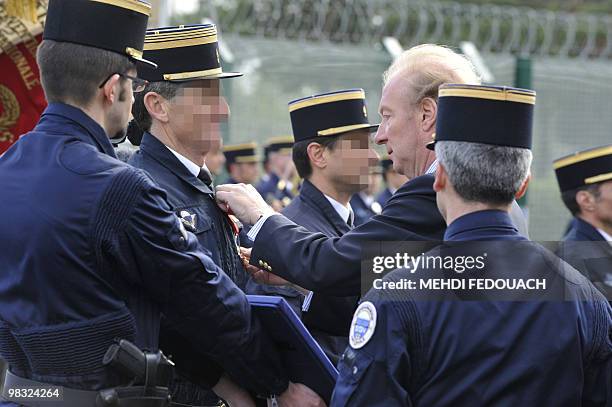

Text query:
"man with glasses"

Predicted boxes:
[[0, 3, 321, 407], [100, 72, 149, 94]]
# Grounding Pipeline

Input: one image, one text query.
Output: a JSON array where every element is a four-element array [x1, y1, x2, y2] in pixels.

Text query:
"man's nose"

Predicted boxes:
[[374, 127, 386, 145]]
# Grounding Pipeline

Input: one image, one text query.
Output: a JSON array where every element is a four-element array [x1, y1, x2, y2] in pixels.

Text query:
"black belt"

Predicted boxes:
[[0, 369, 172, 407]]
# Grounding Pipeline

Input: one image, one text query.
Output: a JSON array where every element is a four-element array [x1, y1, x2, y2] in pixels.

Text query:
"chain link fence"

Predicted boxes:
[[196, 0, 612, 59]]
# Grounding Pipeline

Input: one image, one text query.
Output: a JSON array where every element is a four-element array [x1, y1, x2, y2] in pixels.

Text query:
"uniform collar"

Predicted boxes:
[[40, 102, 116, 157], [425, 159, 438, 175], [323, 193, 352, 224], [165, 145, 209, 179], [300, 179, 352, 233], [572, 217, 609, 242], [597, 228, 612, 242], [139, 132, 213, 194], [444, 209, 523, 241]]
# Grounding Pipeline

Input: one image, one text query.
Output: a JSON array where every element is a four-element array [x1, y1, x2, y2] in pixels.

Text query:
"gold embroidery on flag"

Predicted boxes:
[[0, 85, 19, 143]]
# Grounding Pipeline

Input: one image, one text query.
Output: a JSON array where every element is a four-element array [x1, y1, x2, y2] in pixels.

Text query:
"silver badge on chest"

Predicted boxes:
[[179, 210, 197, 232]]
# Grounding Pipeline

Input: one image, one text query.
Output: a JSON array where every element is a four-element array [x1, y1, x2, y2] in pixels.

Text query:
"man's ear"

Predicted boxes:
[[515, 173, 532, 200], [101, 74, 121, 104], [143, 91, 170, 124], [421, 97, 438, 133], [433, 161, 447, 193], [576, 189, 596, 213], [306, 142, 326, 170]]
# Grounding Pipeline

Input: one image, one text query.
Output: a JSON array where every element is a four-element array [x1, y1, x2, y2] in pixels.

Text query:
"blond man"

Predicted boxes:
[[216, 44, 528, 294]]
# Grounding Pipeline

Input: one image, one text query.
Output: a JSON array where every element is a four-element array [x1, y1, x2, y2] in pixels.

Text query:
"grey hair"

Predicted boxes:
[[435, 141, 532, 205], [131, 81, 183, 132]]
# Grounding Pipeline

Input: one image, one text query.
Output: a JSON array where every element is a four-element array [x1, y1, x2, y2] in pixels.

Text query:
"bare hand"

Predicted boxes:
[[216, 183, 275, 225], [239, 247, 252, 262], [278, 382, 326, 407]]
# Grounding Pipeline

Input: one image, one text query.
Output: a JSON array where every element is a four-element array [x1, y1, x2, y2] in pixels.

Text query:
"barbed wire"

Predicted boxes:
[[199, 0, 612, 59]]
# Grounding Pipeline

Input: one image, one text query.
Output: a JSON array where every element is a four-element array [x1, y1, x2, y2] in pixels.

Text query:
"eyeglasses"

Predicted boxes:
[[98, 73, 149, 93]]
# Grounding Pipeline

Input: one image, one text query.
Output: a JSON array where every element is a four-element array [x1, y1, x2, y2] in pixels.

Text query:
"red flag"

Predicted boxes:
[[0, 1, 47, 154]]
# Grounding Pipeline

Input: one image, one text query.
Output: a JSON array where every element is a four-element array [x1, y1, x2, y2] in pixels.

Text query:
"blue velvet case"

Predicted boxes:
[[247, 295, 339, 403]]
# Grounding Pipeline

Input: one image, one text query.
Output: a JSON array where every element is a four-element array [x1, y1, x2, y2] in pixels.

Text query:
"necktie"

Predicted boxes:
[[347, 209, 355, 228], [197, 168, 213, 188], [198, 168, 240, 237]]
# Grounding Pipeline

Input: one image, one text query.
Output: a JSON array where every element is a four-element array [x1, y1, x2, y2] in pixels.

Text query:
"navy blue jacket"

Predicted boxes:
[[560, 217, 612, 300], [0, 104, 287, 397], [282, 180, 359, 364], [256, 172, 294, 205], [129, 133, 247, 290], [349, 193, 381, 226], [250, 175, 529, 296], [375, 187, 393, 206], [129, 132, 250, 404], [332, 210, 612, 406]]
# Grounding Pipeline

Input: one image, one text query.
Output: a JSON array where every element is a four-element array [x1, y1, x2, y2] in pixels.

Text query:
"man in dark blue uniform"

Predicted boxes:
[[554, 145, 612, 300], [266, 89, 378, 363], [256, 136, 296, 209], [223, 142, 260, 186], [332, 84, 612, 406], [0, 3, 321, 406], [217, 44, 529, 296], [375, 157, 407, 206], [127, 25, 253, 406]]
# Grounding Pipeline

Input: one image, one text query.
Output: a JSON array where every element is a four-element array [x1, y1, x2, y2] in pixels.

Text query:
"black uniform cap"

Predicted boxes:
[[43, 0, 156, 68], [289, 89, 379, 143], [554, 145, 612, 192], [428, 84, 536, 150], [223, 142, 259, 164], [138, 24, 242, 82], [266, 136, 294, 154]]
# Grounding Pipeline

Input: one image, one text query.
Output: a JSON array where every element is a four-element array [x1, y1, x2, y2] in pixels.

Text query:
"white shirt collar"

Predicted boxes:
[[596, 228, 612, 244], [324, 194, 352, 224], [425, 159, 438, 175], [166, 146, 208, 178]]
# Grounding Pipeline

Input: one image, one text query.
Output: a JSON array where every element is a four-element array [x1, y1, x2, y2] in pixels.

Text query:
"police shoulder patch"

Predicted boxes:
[[349, 301, 377, 349]]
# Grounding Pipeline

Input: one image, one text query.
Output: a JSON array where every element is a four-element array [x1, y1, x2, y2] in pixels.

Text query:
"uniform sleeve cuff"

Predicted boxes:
[[301, 291, 314, 312], [247, 212, 280, 241]]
